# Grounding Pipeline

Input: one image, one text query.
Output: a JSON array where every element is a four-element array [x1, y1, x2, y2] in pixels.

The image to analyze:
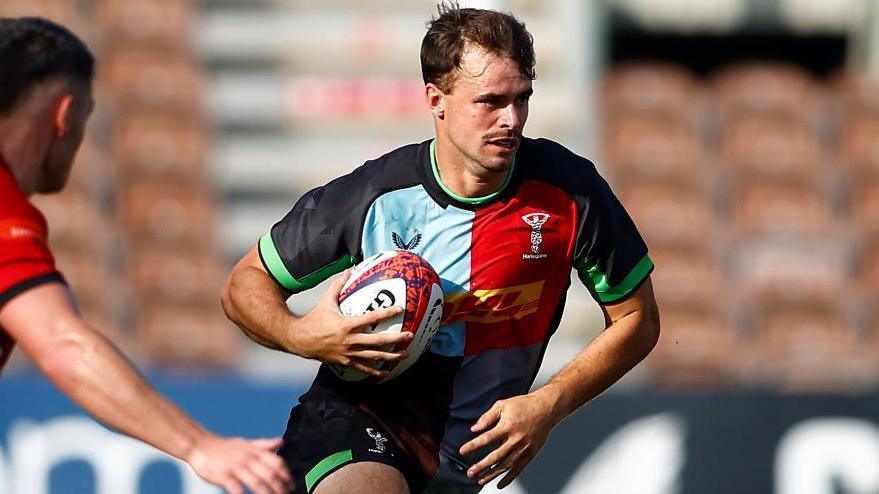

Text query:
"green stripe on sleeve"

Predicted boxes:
[[258, 233, 356, 293], [292, 254, 356, 292], [259, 233, 299, 291], [576, 254, 654, 303], [306, 449, 353, 492]]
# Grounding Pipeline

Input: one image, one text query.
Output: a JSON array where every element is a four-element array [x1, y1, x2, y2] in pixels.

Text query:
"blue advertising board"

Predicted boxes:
[[0, 373, 304, 494], [2, 373, 879, 494]]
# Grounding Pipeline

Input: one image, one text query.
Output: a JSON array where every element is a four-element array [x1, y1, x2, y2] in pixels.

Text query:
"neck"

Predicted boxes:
[[433, 136, 510, 199], [0, 118, 45, 196]]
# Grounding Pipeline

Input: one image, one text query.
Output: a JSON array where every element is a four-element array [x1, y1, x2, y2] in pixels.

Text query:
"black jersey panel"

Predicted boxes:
[[263, 142, 427, 293]]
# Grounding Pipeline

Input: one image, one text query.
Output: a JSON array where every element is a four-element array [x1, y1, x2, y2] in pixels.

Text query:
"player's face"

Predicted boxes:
[[437, 45, 532, 175], [40, 81, 94, 193]]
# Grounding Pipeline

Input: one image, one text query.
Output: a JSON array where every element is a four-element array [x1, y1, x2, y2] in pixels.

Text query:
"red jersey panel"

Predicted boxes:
[[0, 156, 62, 371], [465, 180, 578, 355]]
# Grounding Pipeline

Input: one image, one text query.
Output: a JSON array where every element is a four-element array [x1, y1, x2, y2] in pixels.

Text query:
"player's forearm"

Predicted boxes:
[[221, 265, 299, 352], [36, 319, 207, 461], [533, 306, 660, 425]]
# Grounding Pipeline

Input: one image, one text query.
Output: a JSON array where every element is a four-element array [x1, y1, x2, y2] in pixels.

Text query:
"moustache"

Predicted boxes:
[[483, 131, 521, 141]]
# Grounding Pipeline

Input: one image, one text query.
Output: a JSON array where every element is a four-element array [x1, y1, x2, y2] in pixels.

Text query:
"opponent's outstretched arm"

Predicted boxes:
[[1, 282, 291, 494], [460, 278, 660, 488], [222, 245, 412, 378]]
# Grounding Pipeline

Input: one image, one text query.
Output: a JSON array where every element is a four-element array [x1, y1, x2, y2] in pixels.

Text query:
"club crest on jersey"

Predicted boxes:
[[521, 213, 549, 259], [366, 428, 389, 454], [392, 231, 422, 251]]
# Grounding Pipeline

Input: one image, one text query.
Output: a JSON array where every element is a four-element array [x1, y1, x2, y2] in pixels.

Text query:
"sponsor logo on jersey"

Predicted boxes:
[[366, 428, 390, 454], [391, 231, 422, 251], [521, 213, 549, 260], [442, 280, 544, 324], [0, 219, 45, 243]]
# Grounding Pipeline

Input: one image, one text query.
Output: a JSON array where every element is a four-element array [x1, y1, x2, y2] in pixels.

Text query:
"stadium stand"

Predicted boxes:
[[617, 181, 718, 249], [646, 307, 743, 389], [94, 0, 194, 46], [710, 61, 823, 119], [600, 61, 703, 116], [603, 59, 877, 390], [719, 112, 823, 181], [102, 45, 204, 114], [603, 111, 706, 186], [747, 302, 873, 392], [111, 112, 208, 179]]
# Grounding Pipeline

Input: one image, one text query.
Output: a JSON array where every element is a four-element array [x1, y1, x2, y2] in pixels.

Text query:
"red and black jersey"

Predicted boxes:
[[0, 155, 64, 372]]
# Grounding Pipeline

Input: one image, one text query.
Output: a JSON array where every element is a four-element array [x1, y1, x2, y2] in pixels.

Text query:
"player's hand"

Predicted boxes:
[[292, 270, 411, 378], [459, 392, 558, 489], [185, 434, 291, 494]]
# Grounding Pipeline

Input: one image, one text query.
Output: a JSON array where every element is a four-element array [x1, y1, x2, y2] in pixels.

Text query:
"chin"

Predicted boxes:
[[36, 181, 66, 194], [37, 172, 71, 194], [481, 155, 514, 172]]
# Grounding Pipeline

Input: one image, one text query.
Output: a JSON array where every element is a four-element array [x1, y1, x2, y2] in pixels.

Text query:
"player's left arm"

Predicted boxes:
[[460, 277, 660, 488]]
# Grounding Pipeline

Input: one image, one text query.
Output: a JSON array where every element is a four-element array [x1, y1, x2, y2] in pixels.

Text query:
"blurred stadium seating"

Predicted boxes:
[[3, 0, 877, 391], [604, 59, 879, 392]]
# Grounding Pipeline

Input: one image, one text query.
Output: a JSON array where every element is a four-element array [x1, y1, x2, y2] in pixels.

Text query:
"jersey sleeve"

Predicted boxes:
[[0, 212, 64, 309], [570, 162, 653, 304], [258, 171, 375, 293]]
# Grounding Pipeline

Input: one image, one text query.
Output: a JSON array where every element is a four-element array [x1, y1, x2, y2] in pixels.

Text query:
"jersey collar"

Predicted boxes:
[[426, 138, 517, 209]]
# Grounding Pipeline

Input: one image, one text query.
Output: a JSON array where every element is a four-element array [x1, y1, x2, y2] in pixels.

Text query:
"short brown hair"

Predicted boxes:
[[421, 2, 535, 93]]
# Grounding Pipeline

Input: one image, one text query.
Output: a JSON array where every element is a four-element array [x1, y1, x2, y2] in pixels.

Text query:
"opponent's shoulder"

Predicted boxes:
[[518, 137, 604, 193], [0, 170, 43, 223]]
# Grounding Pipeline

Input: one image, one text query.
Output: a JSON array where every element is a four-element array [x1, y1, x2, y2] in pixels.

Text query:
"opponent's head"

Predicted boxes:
[[0, 17, 95, 194], [421, 2, 535, 176]]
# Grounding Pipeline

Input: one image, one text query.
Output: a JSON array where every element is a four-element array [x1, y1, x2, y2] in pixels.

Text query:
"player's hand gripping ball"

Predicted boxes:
[[330, 250, 444, 383]]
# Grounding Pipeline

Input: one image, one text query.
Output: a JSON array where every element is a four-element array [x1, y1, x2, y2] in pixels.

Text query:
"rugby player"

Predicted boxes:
[[0, 17, 291, 494], [223, 4, 660, 493]]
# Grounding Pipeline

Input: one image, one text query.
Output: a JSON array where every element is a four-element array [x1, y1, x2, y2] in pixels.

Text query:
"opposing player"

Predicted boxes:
[[0, 17, 291, 494], [223, 4, 660, 493]]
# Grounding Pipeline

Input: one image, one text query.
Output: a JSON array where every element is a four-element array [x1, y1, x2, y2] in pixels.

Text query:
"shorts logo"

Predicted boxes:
[[521, 212, 549, 259], [366, 428, 389, 454], [392, 231, 422, 251]]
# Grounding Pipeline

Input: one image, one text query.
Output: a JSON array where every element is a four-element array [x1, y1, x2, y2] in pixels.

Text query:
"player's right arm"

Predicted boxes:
[[0, 282, 291, 494], [222, 245, 412, 378]]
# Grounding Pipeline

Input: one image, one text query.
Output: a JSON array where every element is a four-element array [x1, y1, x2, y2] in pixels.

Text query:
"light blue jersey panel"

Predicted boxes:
[[361, 185, 473, 357]]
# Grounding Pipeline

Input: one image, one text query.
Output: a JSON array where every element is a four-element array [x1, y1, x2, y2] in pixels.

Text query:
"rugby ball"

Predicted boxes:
[[329, 250, 444, 383]]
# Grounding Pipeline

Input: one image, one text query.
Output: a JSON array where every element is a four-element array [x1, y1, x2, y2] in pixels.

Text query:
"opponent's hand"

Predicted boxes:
[[459, 393, 558, 489], [292, 270, 411, 378], [185, 434, 291, 494]]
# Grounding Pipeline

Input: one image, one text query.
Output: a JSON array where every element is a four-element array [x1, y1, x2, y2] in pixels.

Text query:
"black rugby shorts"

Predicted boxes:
[[278, 397, 426, 493]]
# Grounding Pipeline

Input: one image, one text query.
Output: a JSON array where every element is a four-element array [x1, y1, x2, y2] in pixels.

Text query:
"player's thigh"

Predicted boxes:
[[313, 461, 410, 494]]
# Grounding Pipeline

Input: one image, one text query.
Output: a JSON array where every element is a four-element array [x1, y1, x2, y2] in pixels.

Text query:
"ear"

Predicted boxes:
[[52, 94, 75, 138], [425, 83, 445, 119]]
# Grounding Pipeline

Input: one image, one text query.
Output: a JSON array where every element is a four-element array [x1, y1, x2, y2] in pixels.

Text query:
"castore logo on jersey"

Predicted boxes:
[[392, 231, 422, 251]]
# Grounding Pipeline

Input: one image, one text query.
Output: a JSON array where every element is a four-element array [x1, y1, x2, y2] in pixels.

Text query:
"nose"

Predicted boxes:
[[499, 103, 523, 129]]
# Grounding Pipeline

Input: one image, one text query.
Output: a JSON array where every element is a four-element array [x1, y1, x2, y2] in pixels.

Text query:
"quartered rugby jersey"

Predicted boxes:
[[259, 137, 653, 484], [0, 155, 64, 373]]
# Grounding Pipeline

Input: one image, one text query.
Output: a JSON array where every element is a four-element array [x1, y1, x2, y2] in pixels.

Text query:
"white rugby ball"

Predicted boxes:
[[329, 250, 444, 383]]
